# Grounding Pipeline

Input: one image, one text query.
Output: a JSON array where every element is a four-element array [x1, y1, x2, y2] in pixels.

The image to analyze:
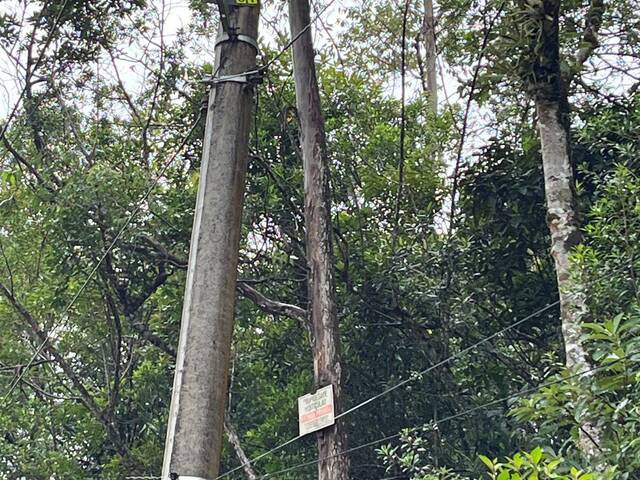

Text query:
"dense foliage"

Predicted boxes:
[[0, 0, 638, 479]]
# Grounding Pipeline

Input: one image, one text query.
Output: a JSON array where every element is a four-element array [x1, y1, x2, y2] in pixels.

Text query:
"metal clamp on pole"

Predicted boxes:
[[215, 32, 259, 52], [201, 68, 265, 86]]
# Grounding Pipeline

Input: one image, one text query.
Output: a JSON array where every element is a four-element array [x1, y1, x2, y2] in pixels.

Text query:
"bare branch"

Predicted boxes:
[[236, 281, 307, 323], [224, 412, 260, 480], [138, 236, 307, 322]]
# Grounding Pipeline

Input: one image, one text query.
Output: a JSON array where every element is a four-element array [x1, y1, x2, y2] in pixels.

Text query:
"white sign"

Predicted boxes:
[[298, 385, 335, 436]]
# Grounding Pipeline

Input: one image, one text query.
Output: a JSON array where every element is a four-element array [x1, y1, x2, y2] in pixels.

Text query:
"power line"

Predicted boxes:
[[1, 110, 203, 405], [27, 349, 640, 480], [257, 352, 638, 479], [335, 300, 559, 421], [221, 262, 632, 478], [215, 297, 561, 479], [391, 0, 410, 253]]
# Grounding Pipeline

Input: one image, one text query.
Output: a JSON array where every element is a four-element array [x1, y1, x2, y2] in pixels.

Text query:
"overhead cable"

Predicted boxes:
[[215, 298, 562, 479], [258, 352, 637, 479]]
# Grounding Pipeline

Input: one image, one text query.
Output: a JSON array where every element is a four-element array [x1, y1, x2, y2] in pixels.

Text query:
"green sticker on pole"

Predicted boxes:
[[230, 0, 259, 5]]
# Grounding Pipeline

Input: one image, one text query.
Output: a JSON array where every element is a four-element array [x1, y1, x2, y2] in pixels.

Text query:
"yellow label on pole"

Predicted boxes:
[[234, 0, 259, 5]]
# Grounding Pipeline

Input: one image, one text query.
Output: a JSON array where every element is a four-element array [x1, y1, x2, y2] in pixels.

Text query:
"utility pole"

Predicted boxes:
[[162, 2, 260, 479], [288, 1, 350, 480]]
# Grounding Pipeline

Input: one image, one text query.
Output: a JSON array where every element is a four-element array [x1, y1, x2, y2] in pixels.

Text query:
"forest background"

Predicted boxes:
[[1, 0, 640, 478]]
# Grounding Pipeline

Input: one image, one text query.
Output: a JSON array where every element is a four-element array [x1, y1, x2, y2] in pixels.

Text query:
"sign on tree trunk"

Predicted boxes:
[[298, 385, 335, 436]]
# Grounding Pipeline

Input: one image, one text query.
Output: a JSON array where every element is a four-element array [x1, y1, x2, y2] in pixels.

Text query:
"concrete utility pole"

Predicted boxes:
[[162, 2, 260, 479], [288, 1, 350, 479]]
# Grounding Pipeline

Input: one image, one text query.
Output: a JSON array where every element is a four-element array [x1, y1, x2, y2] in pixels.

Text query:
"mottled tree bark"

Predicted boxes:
[[538, 95, 603, 462], [530, 0, 603, 461], [288, 1, 350, 479], [537, 101, 588, 370]]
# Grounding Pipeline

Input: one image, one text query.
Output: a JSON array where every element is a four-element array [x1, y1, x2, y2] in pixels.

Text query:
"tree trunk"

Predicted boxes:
[[288, 1, 350, 479], [537, 101, 588, 372], [422, 0, 438, 113], [224, 412, 259, 480], [532, 0, 603, 461], [536, 99, 602, 459]]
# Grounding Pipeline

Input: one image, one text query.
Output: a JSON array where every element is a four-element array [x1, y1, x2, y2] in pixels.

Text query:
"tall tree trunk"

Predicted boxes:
[[288, 1, 350, 479], [537, 101, 588, 372], [422, 0, 438, 113], [530, 0, 602, 461], [537, 98, 603, 460]]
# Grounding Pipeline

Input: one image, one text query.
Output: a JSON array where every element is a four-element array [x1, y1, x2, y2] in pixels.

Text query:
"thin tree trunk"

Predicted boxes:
[[288, 1, 350, 479], [531, 0, 603, 461], [422, 0, 438, 113], [537, 99, 602, 459], [224, 412, 259, 480]]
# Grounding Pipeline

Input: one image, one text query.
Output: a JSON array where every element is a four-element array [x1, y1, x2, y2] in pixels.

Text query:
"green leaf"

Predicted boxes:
[[498, 470, 510, 480], [512, 453, 524, 468], [480, 454, 496, 472], [612, 313, 624, 333], [530, 447, 543, 465]]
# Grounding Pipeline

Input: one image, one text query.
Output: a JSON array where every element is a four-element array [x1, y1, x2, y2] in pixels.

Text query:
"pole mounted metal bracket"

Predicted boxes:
[[168, 475, 212, 480], [201, 68, 265, 87], [215, 32, 259, 53]]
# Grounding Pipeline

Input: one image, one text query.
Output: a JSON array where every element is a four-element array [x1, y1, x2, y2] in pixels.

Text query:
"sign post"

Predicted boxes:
[[298, 385, 335, 436]]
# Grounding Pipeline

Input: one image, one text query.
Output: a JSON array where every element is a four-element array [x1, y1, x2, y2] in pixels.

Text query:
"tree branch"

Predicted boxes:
[[1, 136, 55, 192], [138, 237, 308, 322], [236, 281, 307, 323], [0, 280, 126, 454], [575, 0, 605, 69], [224, 412, 260, 480]]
